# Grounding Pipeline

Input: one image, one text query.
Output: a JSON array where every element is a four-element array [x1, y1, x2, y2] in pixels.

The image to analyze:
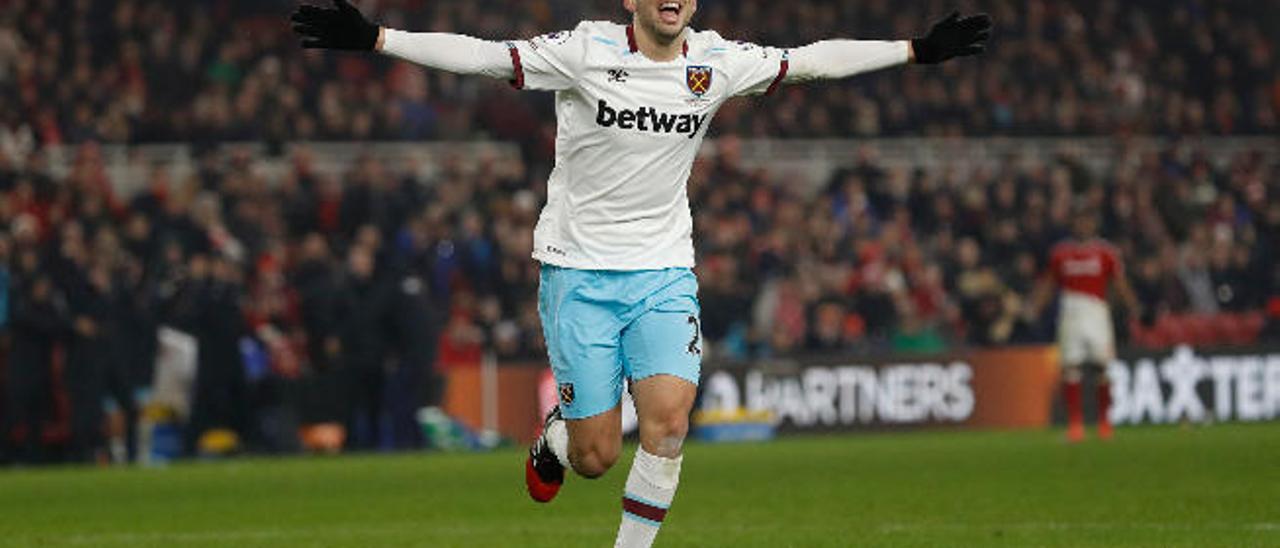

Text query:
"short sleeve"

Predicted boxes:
[[506, 24, 588, 92], [722, 41, 791, 97], [1046, 247, 1064, 282], [1106, 246, 1123, 278]]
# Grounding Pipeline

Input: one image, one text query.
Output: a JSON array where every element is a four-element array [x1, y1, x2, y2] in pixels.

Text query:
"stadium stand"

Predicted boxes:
[[0, 0, 1277, 462], [1, 0, 1276, 149]]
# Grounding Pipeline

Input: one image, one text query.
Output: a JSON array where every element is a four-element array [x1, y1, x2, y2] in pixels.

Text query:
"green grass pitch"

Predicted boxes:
[[0, 424, 1276, 547]]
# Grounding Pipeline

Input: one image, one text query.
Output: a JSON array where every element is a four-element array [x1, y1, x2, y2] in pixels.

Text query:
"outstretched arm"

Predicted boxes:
[[1024, 276, 1056, 322], [786, 11, 991, 82], [909, 11, 992, 64], [1112, 268, 1143, 318], [291, 0, 513, 79], [378, 29, 514, 79], [786, 40, 911, 83]]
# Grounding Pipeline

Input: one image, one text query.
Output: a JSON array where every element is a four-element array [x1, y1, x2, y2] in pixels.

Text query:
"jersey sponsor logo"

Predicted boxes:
[[1062, 257, 1103, 276], [595, 99, 708, 139], [686, 65, 712, 96]]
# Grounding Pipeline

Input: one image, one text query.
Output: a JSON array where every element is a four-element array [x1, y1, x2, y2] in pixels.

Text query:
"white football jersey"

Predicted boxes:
[[507, 21, 792, 270]]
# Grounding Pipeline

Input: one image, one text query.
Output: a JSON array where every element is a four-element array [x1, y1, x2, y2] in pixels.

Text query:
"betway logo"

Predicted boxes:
[[596, 99, 707, 139]]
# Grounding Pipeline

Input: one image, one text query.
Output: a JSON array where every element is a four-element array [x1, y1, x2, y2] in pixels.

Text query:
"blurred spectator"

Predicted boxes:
[[0, 137, 1274, 461], [65, 263, 113, 462], [0, 0, 1278, 464], [2, 275, 65, 463], [185, 255, 250, 454], [337, 243, 392, 449], [0, 0, 1276, 150]]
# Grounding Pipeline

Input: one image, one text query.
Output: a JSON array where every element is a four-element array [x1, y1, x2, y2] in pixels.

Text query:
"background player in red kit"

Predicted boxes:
[[1029, 211, 1141, 442]]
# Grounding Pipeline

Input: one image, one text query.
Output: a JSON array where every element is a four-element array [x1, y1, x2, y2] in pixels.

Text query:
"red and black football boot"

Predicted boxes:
[[525, 406, 566, 503]]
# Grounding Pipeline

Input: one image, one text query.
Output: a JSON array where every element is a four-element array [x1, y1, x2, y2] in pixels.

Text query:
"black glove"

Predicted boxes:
[[290, 0, 380, 51], [912, 11, 992, 64]]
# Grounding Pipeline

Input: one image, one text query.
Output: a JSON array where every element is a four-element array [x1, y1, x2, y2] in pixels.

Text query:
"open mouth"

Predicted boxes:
[[658, 2, 681, 25]]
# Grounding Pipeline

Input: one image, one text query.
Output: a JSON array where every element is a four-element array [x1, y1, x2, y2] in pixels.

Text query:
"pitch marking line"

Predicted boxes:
[[46, 524, 613, 545], [878, 522, 1280, 533]]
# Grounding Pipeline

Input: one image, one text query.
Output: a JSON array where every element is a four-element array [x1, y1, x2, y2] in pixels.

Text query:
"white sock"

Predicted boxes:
[[544, 417, 571, 469], [614, 448, 682, 548]]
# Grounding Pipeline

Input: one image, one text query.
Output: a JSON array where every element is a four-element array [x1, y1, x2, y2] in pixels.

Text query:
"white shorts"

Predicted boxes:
[[1057, 292, 1114, 368]]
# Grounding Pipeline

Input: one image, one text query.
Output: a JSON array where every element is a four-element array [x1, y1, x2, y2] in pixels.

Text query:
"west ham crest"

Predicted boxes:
[[686, 66, 712, 97]]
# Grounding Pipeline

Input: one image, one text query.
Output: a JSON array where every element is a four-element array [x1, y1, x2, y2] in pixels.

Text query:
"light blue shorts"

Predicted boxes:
[[538, 265, 702, 420]]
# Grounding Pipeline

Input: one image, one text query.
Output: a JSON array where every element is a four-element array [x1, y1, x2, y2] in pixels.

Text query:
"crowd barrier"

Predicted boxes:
[[698, 346, 1059, 432], [461, 344, 1280, 444], [1108, 345, 1280, 425]]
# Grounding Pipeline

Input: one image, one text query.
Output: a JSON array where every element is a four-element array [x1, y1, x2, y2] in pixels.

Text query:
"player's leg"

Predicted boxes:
[[529, 401, 623, 500], [1058, 318, 1087, 442], [529, 389, 624, 497], [613, 269, 701, 548], [566, 406, 623, 477], [1090, 361, 1113, 440], [632, 377, 696, 458], [103, 363, 138, 463], [527, 265, 627, 502], [1093, 319, 1117, 440], [1062, 364, 1086, 442], [614, 374, 696, 548]]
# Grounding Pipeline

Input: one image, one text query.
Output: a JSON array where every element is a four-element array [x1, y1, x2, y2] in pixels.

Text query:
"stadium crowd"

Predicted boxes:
[[0, 0, 1278, 463], [1, 136, 1276, 463], [1, 0, 1277, 153]]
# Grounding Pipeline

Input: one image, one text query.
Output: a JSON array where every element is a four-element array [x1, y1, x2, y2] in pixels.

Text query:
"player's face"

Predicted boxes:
[[1073, 215, 1098, 238], [626, 0, 697, 41]]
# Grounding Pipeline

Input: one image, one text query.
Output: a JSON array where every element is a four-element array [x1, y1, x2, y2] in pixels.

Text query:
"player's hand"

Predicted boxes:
[[290, 0, 379, 51], [912, 11, 992, 64]]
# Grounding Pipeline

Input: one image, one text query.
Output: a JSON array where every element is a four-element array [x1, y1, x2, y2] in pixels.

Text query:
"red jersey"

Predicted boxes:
[[1047, 239, 1121, 301]]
